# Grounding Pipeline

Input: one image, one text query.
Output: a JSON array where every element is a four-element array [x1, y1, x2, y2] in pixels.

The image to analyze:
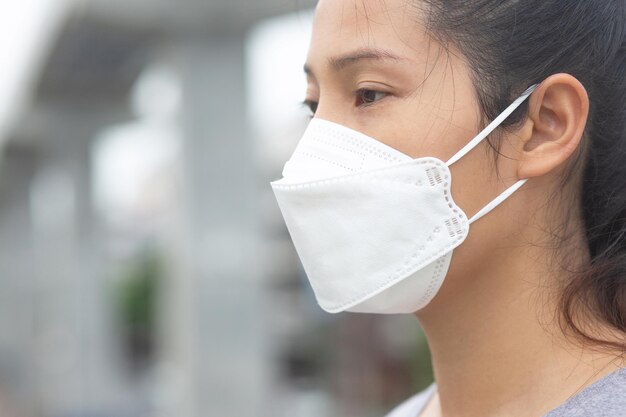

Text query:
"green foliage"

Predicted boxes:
[[411, 332, 434, 391], [114, 247, 162, 330]]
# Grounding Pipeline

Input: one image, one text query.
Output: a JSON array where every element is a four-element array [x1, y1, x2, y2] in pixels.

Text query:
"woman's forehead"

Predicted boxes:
[[307, 0, 428, 71]]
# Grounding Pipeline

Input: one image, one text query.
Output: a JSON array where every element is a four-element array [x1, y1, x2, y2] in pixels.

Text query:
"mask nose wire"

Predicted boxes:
[[443, 84, 538, 225]]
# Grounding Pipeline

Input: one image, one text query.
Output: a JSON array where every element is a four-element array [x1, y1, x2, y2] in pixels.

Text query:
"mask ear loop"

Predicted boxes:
[[445, 84, 538, 167], [444, 84, 538, 225], [467, 179, 527, 224]]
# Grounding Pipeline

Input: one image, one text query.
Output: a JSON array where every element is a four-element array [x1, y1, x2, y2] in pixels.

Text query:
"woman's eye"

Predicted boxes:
[[302, 99, 318, 116], [355, 89, 388, 107]]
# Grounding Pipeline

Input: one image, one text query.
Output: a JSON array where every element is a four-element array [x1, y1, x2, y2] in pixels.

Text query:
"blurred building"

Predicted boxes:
[[0, 1, 433, 417]]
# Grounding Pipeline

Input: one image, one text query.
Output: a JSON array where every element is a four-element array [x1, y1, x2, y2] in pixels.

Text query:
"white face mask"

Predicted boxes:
[[270, 85, 537, 314]]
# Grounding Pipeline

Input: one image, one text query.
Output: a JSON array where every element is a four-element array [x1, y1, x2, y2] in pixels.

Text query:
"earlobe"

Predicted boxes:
[[517, 74, 589, 179]]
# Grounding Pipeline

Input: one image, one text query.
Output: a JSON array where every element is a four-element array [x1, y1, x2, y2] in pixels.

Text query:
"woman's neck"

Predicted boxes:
[[414, 233, 623, 417]]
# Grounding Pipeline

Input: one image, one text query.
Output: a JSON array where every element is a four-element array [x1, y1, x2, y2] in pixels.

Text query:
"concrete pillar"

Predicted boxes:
[[24, 110, 132, 417], [0, 145, 40, 417], [162, 35, 269, 417]]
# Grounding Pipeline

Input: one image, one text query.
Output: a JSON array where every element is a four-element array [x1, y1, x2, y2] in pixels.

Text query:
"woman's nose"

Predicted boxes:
[[312, 96, 348, 126]]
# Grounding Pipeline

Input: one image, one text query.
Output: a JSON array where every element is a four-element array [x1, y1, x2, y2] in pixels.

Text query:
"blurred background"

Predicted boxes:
[[0, 1, 434, 416]]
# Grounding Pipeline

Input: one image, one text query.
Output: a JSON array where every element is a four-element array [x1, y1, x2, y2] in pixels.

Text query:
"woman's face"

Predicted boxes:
[[304, 0, 529, 313]]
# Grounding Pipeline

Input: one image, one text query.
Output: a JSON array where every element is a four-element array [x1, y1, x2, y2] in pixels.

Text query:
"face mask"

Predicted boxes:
[[270, 85, 537, 314]]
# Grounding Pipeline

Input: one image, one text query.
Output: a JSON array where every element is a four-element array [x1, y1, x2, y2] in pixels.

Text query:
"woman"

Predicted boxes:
[[270, 0, 626, 416]]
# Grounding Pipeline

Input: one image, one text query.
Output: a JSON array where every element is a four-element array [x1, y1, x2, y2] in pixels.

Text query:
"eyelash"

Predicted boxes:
[[301, 88, 389, 117], [301, 99, 318, 117], [355, 88, 388, 107]]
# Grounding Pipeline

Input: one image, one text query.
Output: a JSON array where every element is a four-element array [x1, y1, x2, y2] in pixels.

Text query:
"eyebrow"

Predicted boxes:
[[303, 48, 405, 77]]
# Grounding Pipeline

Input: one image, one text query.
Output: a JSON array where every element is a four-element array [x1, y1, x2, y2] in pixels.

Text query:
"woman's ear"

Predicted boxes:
[[517, 73, 589, 179]]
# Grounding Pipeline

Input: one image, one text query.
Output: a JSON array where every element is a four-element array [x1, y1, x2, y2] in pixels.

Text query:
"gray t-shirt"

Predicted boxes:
[[384, 367, 626, 417]]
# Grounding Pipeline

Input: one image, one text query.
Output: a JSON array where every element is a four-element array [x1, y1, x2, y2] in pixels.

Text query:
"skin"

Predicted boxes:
[[303, 1, 626, 417]]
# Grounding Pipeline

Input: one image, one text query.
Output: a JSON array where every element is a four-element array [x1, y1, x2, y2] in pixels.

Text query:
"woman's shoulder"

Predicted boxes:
[[542, 366, 626, 417], [383, 383, 437, 417], [382, 366, 626, 417]]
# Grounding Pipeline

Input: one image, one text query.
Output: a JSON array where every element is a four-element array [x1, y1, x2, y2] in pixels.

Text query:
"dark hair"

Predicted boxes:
[[417, 0, 626, 351]]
